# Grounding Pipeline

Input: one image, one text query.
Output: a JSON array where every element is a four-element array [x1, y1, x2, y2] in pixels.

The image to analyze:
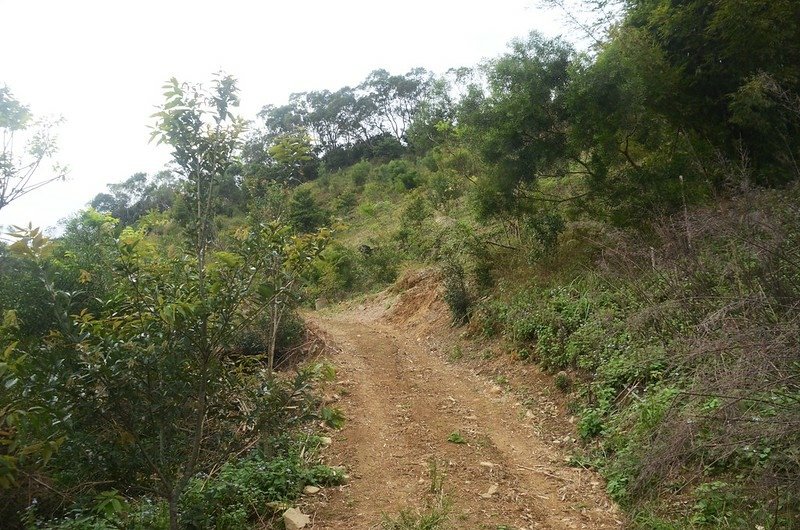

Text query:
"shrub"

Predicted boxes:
[[377, 160, 420, 191], [554, 371, 572, 392], [348, 160, 371, 188], [441, 260, 470, 326], [522, 211, 565, 260], [361, 244, 403, 287], [308, 243, 360, 299], [471, 298, 505, 338], [578, 409, 604, 440], [427, 171, 461, 211], [289, 188, 329, 233], [331, 188, 358, 215], [180, 452, 344, 530]]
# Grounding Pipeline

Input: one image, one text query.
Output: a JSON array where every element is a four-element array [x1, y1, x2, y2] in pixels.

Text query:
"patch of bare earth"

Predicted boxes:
[[300, 269, 624, 529]]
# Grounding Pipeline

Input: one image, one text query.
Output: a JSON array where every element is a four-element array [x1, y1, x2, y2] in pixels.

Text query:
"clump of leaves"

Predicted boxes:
[[447, 432, 466, 444], [180, 452, 345, 530], [321, 406, 346, 429]]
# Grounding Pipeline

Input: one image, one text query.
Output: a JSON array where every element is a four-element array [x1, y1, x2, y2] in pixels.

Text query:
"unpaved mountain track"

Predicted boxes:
[[301, 277, 623, 529]]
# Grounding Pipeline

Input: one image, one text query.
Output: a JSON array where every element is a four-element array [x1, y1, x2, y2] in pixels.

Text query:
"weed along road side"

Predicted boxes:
[[302, 273, 623, 529]]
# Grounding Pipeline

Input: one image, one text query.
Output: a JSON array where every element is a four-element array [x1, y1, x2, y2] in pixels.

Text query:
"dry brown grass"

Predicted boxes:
[[591, 185, 800, 521]]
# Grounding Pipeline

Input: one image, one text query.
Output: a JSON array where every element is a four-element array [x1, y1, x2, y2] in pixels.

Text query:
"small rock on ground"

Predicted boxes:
[[283, 507, 311, 530], [480, 483, 499, 498]]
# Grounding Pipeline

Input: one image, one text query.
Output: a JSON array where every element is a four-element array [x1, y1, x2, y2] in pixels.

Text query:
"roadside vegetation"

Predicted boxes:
[[2, 0, 799, 527]]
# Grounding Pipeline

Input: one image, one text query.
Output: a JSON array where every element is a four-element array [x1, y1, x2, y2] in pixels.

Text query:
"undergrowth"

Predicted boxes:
[[24, 443, 345, 530], [467, 187, 800, 527]]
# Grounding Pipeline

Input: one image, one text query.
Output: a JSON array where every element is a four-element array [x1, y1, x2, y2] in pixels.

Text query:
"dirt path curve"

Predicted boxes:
[[303, 301, 623, 529]]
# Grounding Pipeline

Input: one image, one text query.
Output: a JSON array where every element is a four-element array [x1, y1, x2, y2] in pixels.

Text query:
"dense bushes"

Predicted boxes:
[[17, 446, 344, 530], [441, 260, 470, 326], [180, 450, 344, 529], [0, 76, 342, 530], [466, 187, 800, 526]]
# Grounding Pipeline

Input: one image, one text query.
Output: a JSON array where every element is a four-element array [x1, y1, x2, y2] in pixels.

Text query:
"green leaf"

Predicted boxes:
[[447, 431, 467, 444], [321, 406, 345, 429], [257, 283, 276, 301]]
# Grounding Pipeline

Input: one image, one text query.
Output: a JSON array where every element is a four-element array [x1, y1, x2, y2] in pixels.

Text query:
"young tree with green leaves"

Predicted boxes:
[[1, 74, 330, 529], [289, 187, 328, 233], [268, 129, 316, 183]]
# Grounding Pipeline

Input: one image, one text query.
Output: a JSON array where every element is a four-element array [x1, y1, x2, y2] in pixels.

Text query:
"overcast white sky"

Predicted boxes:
[[0, 0, 567, 232]]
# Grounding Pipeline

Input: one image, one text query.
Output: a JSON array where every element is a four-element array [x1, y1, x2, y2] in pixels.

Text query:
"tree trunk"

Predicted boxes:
[[267, 299, 282, 373], [168, 491, 179, 530]]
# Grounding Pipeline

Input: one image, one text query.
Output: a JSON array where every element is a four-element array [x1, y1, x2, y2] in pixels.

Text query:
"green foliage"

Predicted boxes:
[[289, 187, 329, 233], [180, 452, 343, 530], [377, 159, 421, 191], [0, 76, 334, 530], [320, 406, 346, 429], [0, 244, 57, 340], [348, 160, 371, 188], [446, 432, 466, 444], [150, 74, 245, 253], [554, 371, 572, 393], [228, 309, 304, 360], [426, 170, 461, 211], [401, 193, 430, 227], [244, 179, 291, 223], [22, 491, 169, 530], [689, 481, 742, 527], [331, 188, 358, 215], [459, 33, 575, 217], [523, 211, 564, 257], [578, 409, 604, 440], [307, 243, 359, 299], [361, 244, 403, 287], [268, 129, 316, 183], [394, 193, 436, 257], [4, 222, 316, 502]]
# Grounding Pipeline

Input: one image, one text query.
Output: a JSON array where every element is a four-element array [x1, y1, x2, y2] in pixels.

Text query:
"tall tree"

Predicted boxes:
[[90, 171, 179, 226], [359, 68, 433, 142], [459, 33, 575, 216], [151, 74, 245, 263]]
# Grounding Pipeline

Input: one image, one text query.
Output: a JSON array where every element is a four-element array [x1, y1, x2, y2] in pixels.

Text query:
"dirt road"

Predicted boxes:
[[302, 276, 623, 529]]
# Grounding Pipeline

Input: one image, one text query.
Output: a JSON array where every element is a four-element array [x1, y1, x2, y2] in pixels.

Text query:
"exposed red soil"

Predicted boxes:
[[299, 269, 624, 529]]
